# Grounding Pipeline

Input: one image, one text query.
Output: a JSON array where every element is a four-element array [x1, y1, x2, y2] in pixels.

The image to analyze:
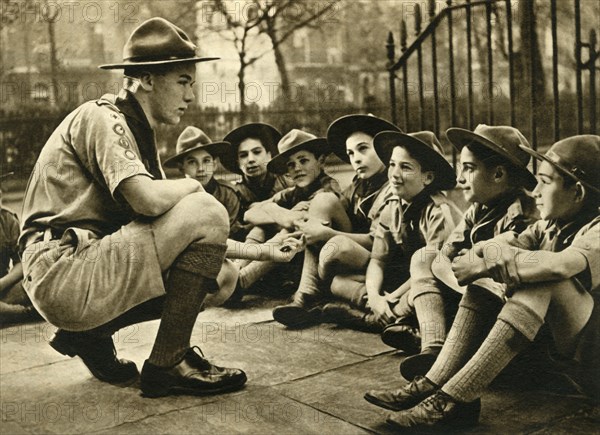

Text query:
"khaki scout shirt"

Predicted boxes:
[[270, 172, 341, 209], [204, 176, 241, 230], [371, 191, 463, 290], [235, 172, 292, 212], [341, 170, 390, 234], [19, 91, 163, 250], [515, 213, 600, 292], [443, 188, 538, 260]]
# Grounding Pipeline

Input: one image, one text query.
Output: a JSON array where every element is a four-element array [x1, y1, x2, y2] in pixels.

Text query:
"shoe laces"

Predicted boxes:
[[190, 346, 206, 359], [420, 391, 451, 414]]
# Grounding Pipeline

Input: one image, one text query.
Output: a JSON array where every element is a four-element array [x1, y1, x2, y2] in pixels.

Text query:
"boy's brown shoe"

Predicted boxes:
[[140, 346, 247, 398], [364, 376, 437, 411], [385, 391, 480, 429], [322, 302, 382, 333], [399, 346, 441, 381], [50, 329, 139, 384], [381, 322, 421, 353], [272, 303, 322, 328]]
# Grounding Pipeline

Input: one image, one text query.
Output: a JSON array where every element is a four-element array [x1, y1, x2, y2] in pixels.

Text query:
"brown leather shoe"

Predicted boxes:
[[381, 322, 421, 353], [400, 346, 441, 381], [272, 302, 322, 329], [364, 376, 437, 411], [386, 391, 481, 429], [140, 347, 247, 398], [50, 329, 138, 384], [321, 301, 382, 333]]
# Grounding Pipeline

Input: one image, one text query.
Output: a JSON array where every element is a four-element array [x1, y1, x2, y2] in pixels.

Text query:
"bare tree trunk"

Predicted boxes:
[[238, 59, 247, 123], [517, 0, 545, 116], [265, 20, 291, 104], [47, 19, 60, 106]]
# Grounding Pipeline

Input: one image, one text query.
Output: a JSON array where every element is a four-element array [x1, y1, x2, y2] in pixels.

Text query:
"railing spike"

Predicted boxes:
[[387, 31, 396, 64], [415, 4, 422, 34], [428, 0, 435, 19], [400, 19, 408, 50]]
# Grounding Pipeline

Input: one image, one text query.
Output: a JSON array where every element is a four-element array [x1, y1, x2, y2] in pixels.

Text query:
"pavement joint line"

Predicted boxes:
[[87, 390, 254, 433], [281, 394, 377, 434]]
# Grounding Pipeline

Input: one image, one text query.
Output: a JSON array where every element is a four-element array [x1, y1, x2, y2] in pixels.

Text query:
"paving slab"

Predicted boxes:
[[2, 294, 599, 434], [92, 389, 369, 435], [272, 353, 405, 433]]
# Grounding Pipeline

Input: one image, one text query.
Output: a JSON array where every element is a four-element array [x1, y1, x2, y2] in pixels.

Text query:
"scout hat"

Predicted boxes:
[[446, 124, 537, 190], [99, 17, 218, 69], [327, 114, 402, 162], [267, 129, 329, 175], [520, 135, 600, 194], [163, 126, 233, 168], [221, 123, 282, 174], [374, 131, 457, 190]]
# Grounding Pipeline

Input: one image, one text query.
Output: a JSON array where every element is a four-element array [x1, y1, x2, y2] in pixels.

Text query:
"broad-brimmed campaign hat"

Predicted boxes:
[[520, 135, 600, 194], [374, 131, 457, 190], [221, 123, 282, 174], [163, 126, 233, 168], [99, 17, 218, 69], [446, 124, 537, 190], [327, 114, 402, 162], [267, 129, 328, 175]]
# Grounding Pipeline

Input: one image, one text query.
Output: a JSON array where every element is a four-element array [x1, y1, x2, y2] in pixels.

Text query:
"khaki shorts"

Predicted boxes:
[[21, 221, 165, 331]]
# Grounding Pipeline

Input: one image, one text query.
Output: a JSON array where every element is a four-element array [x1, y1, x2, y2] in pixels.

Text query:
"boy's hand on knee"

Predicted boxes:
[[294, 217, 332, 245]]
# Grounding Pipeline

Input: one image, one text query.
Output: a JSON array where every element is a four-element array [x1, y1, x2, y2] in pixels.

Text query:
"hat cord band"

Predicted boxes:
[[126, 53, 196, 63], [546, 151, 586, 178]]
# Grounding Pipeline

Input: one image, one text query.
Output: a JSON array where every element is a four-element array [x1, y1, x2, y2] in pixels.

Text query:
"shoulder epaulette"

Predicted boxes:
[[507, 198, 524, 220]]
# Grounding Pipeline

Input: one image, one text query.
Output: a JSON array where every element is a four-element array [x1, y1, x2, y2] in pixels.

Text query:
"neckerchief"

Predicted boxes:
[[243, 171, 277, 202], [115, 90, 163, 180], [389, 189, 435, 245], [547, 209, 599, 252]]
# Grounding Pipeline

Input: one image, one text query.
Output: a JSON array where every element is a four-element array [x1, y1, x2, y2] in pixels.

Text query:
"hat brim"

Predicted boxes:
[[375, 131, 457, 191], [327, 115, 401, 162], [99, 56, 220, 70], [222, 123, 282, 174], [519, 145, 600, 194], [447, 128, 537, 190], [163, 141, 231, 169], [267, 138, 329, 175]]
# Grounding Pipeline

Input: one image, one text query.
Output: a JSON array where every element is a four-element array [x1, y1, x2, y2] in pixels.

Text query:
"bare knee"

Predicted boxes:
[[319, 235, 353, 265], [173, 193, 229, 242], [309, 192, 341, 216]]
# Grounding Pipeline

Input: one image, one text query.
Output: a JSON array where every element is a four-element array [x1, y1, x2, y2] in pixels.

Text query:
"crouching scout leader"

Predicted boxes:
[[18, 18, 247, 397]]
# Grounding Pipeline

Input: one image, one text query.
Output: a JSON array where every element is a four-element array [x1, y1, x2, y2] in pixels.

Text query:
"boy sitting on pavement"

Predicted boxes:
[[272, 115, 400, 328], [164, 126, 241, 235], [228, 129, 341, 299], [221, 123, 291, 241], [163, 126, 302, 307], [380, 125, 539, 381], [366, 134, 600, 430], [321, 131, 462, 332]]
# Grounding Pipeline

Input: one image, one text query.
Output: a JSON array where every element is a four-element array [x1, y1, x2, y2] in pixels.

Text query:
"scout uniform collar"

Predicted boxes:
[[204, 176, 219, 195], [546, 209, 599, 251], [113, 90, 163, 180], [353, 169, 388, 198], [116, 90, 152, 132], [244, 171, 277, 191], [294, 171, 330, 201]]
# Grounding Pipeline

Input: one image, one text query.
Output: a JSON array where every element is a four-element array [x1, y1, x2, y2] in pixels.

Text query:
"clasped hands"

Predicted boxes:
[[451, 233, 523, 295]]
